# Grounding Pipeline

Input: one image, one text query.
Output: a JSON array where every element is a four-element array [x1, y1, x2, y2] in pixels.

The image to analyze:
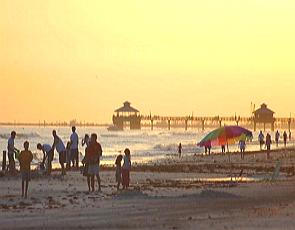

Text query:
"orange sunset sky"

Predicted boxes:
[[1, 0, 295, 123]]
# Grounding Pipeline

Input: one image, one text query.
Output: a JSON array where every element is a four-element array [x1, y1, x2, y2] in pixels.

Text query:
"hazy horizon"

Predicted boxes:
[[1, 1, 295, 123]]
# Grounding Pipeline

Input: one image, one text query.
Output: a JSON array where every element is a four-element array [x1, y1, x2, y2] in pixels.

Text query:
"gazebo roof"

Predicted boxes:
[[253, 103, 274, 115], [115, 101, 139, 113]]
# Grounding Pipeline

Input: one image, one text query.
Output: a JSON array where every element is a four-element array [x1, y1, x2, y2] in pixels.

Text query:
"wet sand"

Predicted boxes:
[[1, 147, 295, 229]]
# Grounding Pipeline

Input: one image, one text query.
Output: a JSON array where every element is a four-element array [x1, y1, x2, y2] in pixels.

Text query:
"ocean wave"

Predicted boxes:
[[0, 132, 41, 140], [153, 143, 199, 153]]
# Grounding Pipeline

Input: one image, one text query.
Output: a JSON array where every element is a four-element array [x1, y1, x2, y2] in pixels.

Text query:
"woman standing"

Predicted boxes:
[[122, 148, 131, 190]]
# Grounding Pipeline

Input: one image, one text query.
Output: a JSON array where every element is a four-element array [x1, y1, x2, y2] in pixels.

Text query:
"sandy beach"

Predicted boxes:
[[1, 148, 295, 230]]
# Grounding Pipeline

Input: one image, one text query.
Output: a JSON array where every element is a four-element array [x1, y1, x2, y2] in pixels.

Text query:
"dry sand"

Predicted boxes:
[[1, 148, 295, 229]]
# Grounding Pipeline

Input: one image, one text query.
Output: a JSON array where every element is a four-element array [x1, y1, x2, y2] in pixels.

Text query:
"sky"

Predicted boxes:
[[1, 0, 295, 123]]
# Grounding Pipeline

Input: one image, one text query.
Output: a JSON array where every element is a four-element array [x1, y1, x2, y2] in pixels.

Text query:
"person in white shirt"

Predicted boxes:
[[52, 130, 66, 175], [70, 126, 79, 169], [37, 143, 54, 175], [7, 131, 17, 173]]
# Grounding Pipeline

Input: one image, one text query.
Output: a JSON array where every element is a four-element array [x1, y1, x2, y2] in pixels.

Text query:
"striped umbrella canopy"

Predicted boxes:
[[197, 125, 253, 147]]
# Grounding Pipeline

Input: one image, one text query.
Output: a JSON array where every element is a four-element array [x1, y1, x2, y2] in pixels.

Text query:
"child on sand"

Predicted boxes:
[[115, 155, 123, 190], [122, 148, 131, 190], [18, 141, 33, 198]]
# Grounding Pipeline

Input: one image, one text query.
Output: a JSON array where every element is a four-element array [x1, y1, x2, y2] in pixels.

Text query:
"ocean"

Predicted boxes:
[[0, 126, 294, 166]]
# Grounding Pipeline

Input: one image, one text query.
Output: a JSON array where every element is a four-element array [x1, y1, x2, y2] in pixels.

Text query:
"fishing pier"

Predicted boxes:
[[113, 102, 294, 131]]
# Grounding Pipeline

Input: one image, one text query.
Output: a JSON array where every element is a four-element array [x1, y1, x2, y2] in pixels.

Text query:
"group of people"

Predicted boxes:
[[6, 127, 132, 198], [258, 130, 291, 158], [201, 130, 292, 160]]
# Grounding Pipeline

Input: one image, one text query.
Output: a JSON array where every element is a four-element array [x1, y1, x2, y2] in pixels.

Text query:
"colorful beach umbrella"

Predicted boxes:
[[197, 126, 253, 147]]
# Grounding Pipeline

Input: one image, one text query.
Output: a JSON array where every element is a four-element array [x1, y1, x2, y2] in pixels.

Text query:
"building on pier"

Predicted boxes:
[[112, 101, 141, 130], [253, 103, 275, 131]]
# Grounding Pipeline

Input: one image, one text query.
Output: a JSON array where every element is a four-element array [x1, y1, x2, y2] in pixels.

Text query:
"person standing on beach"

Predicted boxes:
[[70, 126, 79, 169], [275, 130, 280, 147], [283, 131, 288, 147], [204, 143, 211, 155], [85, 133, 102, 192], [52, 130, 67, 175], [37, 143, 54, 175], [178, 143, 182, 158], [82, 134, 90, 148], [221, 145, 226, 155], [18, 141, 33, 198], [265, 133, 272, 159], [239, 139, 246, 159], [115, 154, 123, 191], [65, 142, 71, 169], [7, 131, 17, 174], [122, 148, 131, 190], [258, 131, 265, 151], [289, 131, 292, 141]]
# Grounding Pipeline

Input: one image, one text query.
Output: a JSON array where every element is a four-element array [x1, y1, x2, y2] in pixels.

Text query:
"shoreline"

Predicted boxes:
[[1, 146, 295, 229]]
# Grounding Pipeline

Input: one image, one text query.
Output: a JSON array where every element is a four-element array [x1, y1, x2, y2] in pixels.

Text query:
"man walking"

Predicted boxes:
[[70, 126, 79, 169]]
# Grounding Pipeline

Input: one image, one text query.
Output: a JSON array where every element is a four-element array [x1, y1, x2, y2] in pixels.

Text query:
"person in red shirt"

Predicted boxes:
[[85, 133, 102, 192]]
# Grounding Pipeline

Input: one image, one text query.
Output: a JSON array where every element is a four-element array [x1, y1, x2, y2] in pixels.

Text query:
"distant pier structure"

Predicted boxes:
[[113, 101, 141, 130], [111, 102, 293, 131], [253, 103, 275, 131]]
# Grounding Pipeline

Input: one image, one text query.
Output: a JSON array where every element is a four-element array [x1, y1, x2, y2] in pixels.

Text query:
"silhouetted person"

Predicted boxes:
[[258, 131, 264, 151], [82, 134, 90, 147], [283, 131, 288, 147], [205, 143, 211, 155], [275, 130, 280, 147], [221, 145, 226, 154], [115, 154, 123, 191], [70, 126, 79, 169], [18, 141, 33, 198], [52, 130, 66, 175], [122, 148, 131, 190], [85, 133, 102, 192], [178, 143, 182, 158], [239, 139, 246, 159], [265, 133, 272, 159], [289, 131, 292, 141], [37, 143, 54, 175], [7, 131, 17, 174]]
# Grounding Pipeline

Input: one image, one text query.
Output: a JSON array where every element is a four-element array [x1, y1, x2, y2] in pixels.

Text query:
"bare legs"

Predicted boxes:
[[96, 175, 101, 192], [87, 175, 101, 192], [87, 176, 91, 192], [22, 180, 29, 198], [60, 163, 66, 175]]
